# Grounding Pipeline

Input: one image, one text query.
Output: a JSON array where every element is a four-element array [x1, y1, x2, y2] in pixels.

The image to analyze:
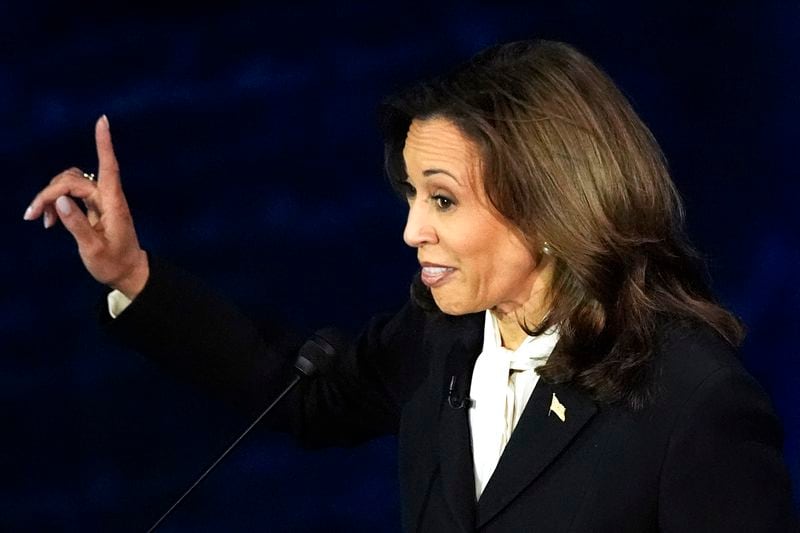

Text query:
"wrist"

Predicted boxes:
[[112, 250, 150, 300]]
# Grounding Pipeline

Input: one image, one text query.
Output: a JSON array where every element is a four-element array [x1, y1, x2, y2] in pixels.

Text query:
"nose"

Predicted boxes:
[[403, 202, 438, 248]]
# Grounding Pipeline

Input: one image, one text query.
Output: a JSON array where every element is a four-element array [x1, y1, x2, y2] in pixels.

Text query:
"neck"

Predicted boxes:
[[493, 310, 529, 350], [490, 255, 554, 351]]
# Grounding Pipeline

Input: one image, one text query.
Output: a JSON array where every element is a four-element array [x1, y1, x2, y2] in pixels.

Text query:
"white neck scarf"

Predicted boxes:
[[468, 311, 560, 499]]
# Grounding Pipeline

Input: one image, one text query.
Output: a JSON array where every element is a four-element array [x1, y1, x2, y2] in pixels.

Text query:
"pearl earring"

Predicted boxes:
[[542, 241, 552, 255]]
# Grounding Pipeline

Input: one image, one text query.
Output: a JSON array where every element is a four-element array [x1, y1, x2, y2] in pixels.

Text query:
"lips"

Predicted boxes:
[[420, 263, 456, 287]]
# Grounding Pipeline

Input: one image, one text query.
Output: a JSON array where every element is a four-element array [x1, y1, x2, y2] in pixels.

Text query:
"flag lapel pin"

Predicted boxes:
[[549, 393, 566, 422]]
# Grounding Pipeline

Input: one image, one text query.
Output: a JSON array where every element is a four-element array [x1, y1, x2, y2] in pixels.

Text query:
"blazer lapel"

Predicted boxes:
[[436, 315, 483, 532], [476, 381, 597, 528]]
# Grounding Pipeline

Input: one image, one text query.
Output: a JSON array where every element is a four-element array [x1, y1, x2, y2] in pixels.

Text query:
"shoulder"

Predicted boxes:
[[647, 317, 786, 463], [362, 300, 481, 351], [650, 317, 752, 402], [649, 320, 796, 529], [646, 317, 785, 449]]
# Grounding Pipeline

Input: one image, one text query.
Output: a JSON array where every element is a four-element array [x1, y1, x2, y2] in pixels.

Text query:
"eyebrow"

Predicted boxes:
[[422, 168, 463, 186]]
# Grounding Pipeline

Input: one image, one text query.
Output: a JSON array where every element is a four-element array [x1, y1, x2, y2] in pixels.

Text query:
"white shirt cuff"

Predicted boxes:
[[107, 289, 133, 318]]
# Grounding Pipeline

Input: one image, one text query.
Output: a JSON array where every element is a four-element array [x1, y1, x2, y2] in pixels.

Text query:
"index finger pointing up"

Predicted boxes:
[[95, 114, 121, 191]]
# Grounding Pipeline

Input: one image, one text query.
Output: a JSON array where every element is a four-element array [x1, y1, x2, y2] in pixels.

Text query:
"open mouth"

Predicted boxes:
[[420, 266, 456, 287]]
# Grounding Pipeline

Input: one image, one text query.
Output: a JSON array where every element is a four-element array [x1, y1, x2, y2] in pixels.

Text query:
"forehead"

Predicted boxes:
[[402, 117, 480, 178]]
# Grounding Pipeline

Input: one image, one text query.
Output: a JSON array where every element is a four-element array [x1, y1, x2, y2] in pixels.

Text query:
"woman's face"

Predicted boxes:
[[402, 117, 549, 316]]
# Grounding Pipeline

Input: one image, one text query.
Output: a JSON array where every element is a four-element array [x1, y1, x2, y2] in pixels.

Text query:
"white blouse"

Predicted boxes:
[[468, 311, 560, 499]]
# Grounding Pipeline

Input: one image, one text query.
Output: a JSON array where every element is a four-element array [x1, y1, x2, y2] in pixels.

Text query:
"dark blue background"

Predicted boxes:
[[5, 3, 798, 531]]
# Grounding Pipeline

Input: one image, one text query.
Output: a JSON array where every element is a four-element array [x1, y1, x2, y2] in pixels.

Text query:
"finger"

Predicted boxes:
[[54, 195, 103, 252], [26, 175, 98, 220], [43, 205, 58, 229], [95, 115, 121, 193], [49, 167, 85, 186], [81, 195, 101, 226], [35, 168, 94, 227]]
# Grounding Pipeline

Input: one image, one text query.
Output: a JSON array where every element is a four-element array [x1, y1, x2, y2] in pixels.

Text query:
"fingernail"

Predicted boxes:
[[101, 114, 109, 127], [55, 196, 71, 216], [23, 205, 33, 220], [43, 211, 52, 229]]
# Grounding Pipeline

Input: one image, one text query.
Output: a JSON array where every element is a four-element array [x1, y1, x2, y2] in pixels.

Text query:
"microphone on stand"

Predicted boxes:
[[147, 328, 344, 532]]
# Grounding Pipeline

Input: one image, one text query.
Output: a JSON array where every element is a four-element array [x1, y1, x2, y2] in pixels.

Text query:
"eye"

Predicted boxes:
[[433, 194, 454, 211]]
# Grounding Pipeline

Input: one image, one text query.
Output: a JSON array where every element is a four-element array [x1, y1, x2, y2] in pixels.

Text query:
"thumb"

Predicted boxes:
[[55, 196, 102, 252]]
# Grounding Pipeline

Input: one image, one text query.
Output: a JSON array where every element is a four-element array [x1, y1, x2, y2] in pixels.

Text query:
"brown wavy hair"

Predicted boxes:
[[380, 40, 744, 408]]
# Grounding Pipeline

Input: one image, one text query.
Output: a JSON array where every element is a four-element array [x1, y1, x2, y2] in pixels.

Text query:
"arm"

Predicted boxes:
[[101, 255, 431, 447], [658, 365, 798, 531], [24, 117, 431, 448]]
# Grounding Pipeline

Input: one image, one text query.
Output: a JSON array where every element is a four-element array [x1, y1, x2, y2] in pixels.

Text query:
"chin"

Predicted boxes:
[[431, 290, 481, 316]]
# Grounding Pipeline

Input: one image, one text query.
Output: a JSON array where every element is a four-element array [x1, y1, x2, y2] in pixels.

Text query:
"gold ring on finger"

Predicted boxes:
[[83, 172, 96, 182]]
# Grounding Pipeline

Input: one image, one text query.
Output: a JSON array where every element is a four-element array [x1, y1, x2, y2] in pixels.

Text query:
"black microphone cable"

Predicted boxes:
[[147, 329, 342, 532]]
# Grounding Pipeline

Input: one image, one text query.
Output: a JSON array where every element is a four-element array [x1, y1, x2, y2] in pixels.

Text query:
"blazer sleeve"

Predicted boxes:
[[658, 364, 798, 532], [100, 255, 432, 448]]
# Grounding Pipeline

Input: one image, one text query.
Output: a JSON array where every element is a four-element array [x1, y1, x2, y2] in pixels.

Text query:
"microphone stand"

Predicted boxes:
[[147, 374, 301, 532], [145, 329, 340, 531]]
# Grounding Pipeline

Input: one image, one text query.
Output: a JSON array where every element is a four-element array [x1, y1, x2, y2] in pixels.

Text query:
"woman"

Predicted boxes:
[[24, 40, 796, 531]]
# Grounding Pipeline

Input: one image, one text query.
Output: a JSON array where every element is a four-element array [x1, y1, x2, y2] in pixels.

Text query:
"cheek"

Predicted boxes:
[[473, 235, 537, 292], [469, 227, 532, 273], [430, 237, 535, 314]]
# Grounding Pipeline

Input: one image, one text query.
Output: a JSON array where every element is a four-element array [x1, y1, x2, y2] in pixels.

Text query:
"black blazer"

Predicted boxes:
[[103, 258, 797, 532]]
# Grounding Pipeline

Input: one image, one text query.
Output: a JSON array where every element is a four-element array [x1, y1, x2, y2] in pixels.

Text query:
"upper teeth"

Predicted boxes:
[[423, 267, 451, 274]]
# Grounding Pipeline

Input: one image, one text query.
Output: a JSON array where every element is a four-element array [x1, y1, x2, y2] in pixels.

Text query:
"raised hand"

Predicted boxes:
[[23, 115, 150, 299]]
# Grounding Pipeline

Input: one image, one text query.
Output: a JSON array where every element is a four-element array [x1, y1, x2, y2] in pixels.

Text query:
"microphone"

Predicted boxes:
[[293, 328, 342, 377], [447, 375, 474, 409], [147, 329, 345, 532]]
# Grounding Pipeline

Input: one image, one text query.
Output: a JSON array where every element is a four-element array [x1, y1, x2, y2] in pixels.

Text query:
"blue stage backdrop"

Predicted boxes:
[[4, 3, 798, 531]]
